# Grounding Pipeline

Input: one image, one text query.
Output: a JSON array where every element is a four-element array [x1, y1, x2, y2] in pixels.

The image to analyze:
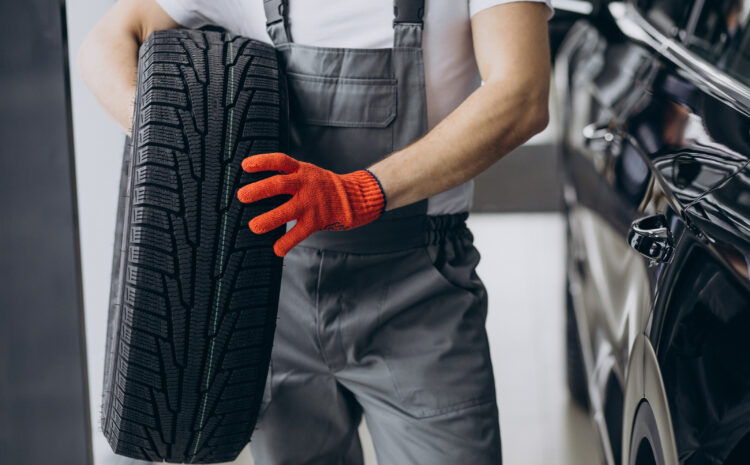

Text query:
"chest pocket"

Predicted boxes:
[[286, 72, 398, 173], [287, 72, 396, 127]]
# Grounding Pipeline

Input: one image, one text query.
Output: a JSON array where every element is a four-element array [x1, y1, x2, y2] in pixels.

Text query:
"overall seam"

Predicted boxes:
[[314, 249, 333, 370]]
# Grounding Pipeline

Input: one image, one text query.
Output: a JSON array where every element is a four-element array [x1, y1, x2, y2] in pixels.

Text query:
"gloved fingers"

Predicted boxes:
[[272, 217, 316, 257], [241, 152, 299, 174], [237, 174, 299, 204], [248, 197, 304, 234]]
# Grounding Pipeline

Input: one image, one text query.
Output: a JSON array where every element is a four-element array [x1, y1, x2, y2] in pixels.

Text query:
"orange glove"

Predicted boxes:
[[237, 153, 386, 256]]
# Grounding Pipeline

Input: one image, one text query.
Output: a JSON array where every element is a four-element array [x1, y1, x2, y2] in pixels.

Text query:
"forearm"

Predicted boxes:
[[369, 79, 549, 211], [77, 0, 178, 135]]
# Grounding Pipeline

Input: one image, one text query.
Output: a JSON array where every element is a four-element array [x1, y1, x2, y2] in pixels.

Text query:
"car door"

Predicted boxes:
[[588, 0, 692, 387], [611, 0, 750, 360]]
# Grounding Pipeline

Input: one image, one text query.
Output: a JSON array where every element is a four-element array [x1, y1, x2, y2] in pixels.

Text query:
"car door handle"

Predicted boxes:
[[627, 214, 674, 264], [582, 122, 618, 144], [583, 121, 623, 172]]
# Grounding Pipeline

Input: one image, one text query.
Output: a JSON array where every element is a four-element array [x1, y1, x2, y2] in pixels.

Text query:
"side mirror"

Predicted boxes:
[[627, 214, 675, 265]]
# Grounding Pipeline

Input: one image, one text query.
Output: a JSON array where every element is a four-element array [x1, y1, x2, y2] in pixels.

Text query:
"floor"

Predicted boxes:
[[91, 213, 602, 465], [469, 213, 601, 465]]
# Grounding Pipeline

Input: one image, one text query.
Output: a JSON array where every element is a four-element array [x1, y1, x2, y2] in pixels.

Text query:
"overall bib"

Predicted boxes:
[[253, 1, 502, 463]]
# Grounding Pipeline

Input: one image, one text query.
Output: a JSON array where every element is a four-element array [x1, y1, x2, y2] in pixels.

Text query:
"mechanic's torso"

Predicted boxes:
[[174, 0, 482, 130]]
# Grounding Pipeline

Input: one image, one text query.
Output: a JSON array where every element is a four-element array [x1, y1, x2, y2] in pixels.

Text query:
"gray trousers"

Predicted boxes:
[[250, 220, 502, 464]]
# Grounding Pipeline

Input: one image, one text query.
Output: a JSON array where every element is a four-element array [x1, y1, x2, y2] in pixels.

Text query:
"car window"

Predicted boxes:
[[684, 0, 750, 87], [637, 0, 695, 36]]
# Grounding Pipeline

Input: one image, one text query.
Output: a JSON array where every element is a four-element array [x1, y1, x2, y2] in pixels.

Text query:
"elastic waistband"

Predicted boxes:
[[298, 212, 469, 254]]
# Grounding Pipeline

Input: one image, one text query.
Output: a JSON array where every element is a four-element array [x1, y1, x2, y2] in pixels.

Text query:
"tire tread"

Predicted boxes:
[[102, 29, 285, 463]]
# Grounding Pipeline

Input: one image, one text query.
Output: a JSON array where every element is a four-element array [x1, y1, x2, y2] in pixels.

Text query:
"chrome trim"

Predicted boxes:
[[582, 121, 617, 143], [551, 0, 595, 15], [609, 2, 750, 118]]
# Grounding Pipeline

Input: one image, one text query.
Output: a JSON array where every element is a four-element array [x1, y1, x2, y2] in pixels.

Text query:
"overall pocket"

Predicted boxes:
[[378, 242, 496, 418], [286, 72, 397, 172]]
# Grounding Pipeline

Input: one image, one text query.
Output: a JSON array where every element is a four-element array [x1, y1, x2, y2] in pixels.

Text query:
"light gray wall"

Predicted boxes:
[[65, 1, 124, 463]]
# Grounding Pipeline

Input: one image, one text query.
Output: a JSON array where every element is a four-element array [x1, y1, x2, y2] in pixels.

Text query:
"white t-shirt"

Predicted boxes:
[[155, 0, 553, 214]]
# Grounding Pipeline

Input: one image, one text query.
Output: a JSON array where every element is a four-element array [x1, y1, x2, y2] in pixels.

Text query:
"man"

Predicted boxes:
[[79, 0, 552, 463]]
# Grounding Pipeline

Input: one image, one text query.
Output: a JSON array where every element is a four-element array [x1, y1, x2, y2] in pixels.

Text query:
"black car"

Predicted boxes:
[[553, 1, 750, 464]]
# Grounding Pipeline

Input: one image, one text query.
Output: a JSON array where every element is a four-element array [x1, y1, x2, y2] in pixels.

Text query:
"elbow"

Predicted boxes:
[[528, 98, 549, 136], [487, 75, 550, 141], [523, 88, 550, 138]]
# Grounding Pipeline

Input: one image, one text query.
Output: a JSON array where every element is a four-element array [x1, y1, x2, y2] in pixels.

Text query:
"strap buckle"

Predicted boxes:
[[264, 0, 287, 26], [393, 0, 424, 28]]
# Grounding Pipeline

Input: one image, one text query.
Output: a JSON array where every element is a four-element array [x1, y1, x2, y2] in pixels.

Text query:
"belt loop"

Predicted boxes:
[[392, 0, 424, 48], [263, 0, 292, 45]]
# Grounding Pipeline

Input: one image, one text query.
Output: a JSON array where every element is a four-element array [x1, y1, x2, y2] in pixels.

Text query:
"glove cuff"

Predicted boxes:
[[342, 170, 386, 227]]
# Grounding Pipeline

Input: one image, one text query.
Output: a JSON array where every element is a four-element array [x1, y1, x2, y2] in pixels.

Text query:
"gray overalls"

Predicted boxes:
[[253, 1, 502, 463]]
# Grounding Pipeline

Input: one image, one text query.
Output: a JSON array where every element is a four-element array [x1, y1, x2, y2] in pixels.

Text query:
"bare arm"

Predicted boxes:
[[369, 2, 551, 210], [77, 0, 179, 135]]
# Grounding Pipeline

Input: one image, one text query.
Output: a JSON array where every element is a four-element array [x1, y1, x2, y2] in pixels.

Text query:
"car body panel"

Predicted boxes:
[[642, 335, 679, 465], [555, 1, 750, 464], [622, 333, 645, 465]]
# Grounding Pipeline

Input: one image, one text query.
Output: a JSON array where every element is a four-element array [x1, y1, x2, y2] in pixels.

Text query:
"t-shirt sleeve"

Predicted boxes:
[[469, 0, 554, 20], [154, 0, 212, 28]]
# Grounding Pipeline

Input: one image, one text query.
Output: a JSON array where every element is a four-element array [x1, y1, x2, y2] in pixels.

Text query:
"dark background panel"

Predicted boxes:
[[472, 144, 562, 213], [0, 1, 92, 464]]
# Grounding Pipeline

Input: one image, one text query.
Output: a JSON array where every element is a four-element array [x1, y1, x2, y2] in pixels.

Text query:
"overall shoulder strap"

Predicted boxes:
[[393, 0, 424, 48], [263, 0, 291, 45]]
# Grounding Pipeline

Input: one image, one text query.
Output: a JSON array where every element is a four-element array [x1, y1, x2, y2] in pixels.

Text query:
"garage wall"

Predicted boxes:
[[65, 1, 124, 463]]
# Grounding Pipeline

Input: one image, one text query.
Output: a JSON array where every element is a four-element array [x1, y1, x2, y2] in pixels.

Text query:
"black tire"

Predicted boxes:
[[566, 279, 589, 411], [102, 29, 287, 463]]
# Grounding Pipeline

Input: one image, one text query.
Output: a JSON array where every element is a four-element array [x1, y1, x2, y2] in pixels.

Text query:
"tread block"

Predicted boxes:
[[251, 90, 280, 106], [140, 105, 180, 127], [247, 65, 279, 78], [128, 245, 175, 275], [137, 146, 176, 167], [139, 124, 185, 150], [141, 87, 189, 109], [246, 104, 280, 121], [143, 73, 185, 91], [144, 62, 182, 76], [125, 285, 167, 315], [234, 308, 268, 330], [130, 226, 173, 253], [228, 327, 265, 350], [235, 268, 272, 289], [241, 121, 281, 139], [131, 206, 170, 229], [134, 165, 178, 190], [133, 186, 181, 212], [241, 76, 279, 91]]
